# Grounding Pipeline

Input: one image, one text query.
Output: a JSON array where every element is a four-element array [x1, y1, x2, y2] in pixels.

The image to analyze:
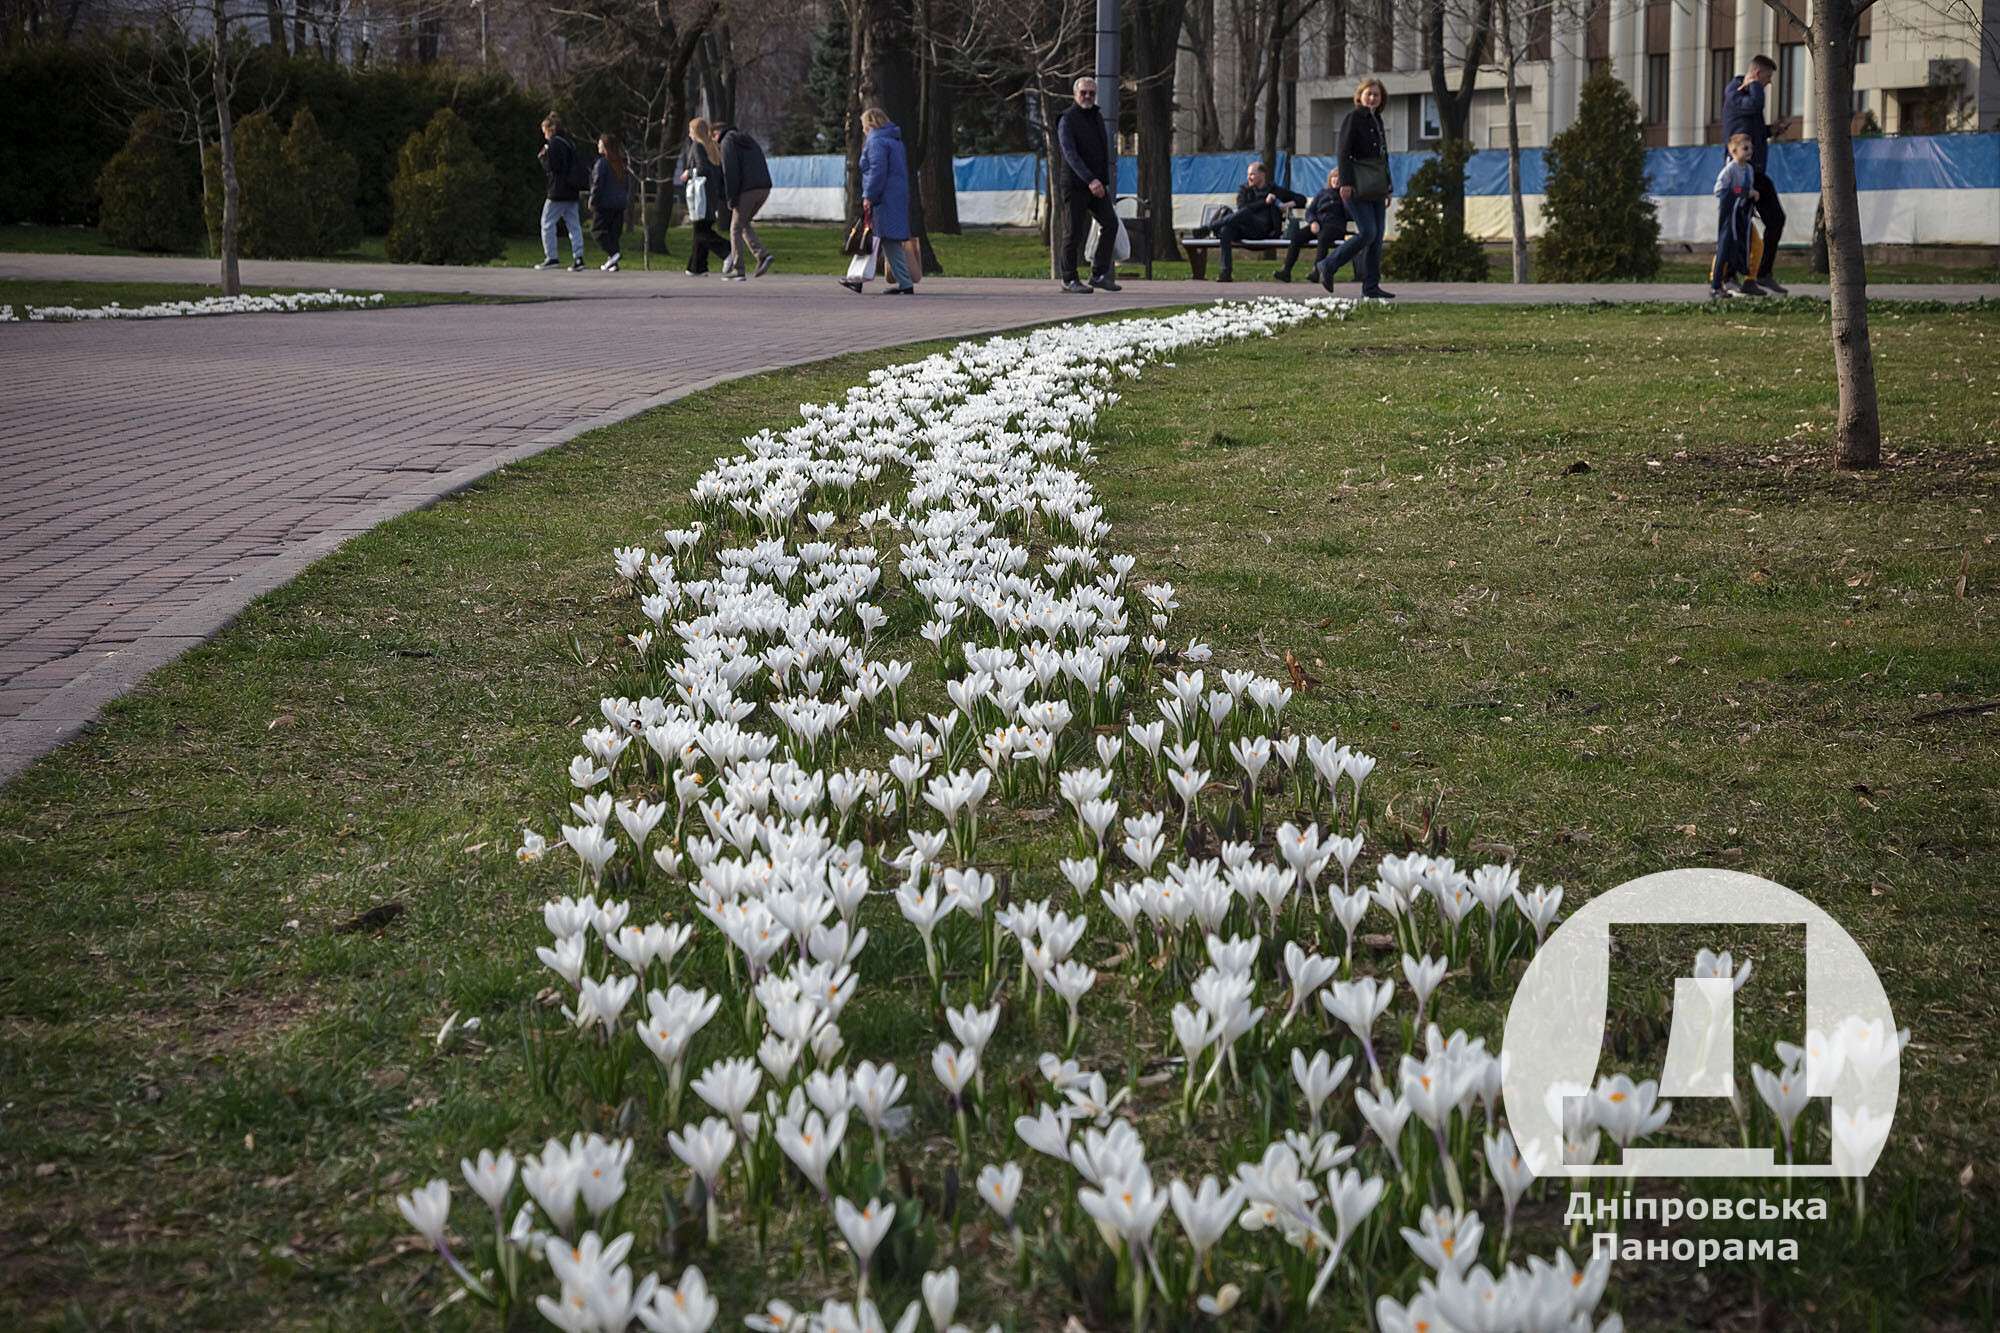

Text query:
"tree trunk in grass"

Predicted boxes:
[[1762, 0, 1878, 468], [211, 0, 241, 296], [864, 0, 938, 273], [1131, 0, 1184, 260], [1497, 0, 1528, 282]]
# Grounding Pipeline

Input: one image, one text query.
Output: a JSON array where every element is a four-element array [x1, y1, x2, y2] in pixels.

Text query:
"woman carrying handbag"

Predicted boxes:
[[1316, 78, 1397, 299], [839, 108, 916, 295], [677, 118, 730, 276]]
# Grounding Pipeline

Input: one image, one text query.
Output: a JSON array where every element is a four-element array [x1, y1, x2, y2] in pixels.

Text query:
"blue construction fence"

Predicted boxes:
[[760, 132, 1999, 245]]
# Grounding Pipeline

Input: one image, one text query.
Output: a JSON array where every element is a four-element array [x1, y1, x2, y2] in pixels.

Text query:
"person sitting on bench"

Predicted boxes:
[[1208, 160, 1306, 282], [1276, 167, 1349, 283]]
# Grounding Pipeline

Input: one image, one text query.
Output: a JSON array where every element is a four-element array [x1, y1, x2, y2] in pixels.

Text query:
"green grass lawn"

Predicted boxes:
[[7, 221, 1996, 285], [0, 300, 1994, 1330], [0, 278, 522, 316]]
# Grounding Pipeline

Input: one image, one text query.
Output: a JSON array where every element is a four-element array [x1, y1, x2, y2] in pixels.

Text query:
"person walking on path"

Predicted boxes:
[[1056, 76, 1122, 295], [678, 119, 731, 276], [590, 132, 631, 272], [842, 108, 916, 295], [1317, 79, 1395, 299], [718, 123, 775, 280], [1722, 55, 1791, 294], [535, 113, 588, 272], [1276, 167, 1349, 283], [1208, 160, 1306, 282], [1710, 133, 1764, 298]]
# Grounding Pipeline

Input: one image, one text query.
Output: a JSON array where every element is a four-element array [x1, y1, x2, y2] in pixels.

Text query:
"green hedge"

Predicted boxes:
[[0, 43, 550, 238]]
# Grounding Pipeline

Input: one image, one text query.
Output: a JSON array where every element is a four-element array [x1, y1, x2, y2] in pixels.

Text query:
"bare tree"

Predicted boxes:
[[105, 0, 264, 292], [948, 0, 1093, 276], [1258, 0, 1323, 172], [1755, 0, 1878, 466], [1130, 0, 1185, 257], [1180, 0, 1226, 148], [1425, 0, 1492, 234]]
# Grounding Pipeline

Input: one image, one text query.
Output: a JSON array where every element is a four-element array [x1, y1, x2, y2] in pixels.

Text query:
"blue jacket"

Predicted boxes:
[[861, 123, 911, 241], [1722, 76, 1772, 170]]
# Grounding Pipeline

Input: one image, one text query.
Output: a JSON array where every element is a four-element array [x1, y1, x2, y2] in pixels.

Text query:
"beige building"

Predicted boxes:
[[1276, 0, 1999, 155]]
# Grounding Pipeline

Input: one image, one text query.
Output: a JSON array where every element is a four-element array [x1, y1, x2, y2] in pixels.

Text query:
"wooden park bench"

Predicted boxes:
[[1176, 204, 1313, 280]]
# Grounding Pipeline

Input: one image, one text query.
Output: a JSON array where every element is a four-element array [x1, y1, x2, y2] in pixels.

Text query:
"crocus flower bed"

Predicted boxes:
[[0, 289, 386, 322], [390, 300, 1907, 1333]]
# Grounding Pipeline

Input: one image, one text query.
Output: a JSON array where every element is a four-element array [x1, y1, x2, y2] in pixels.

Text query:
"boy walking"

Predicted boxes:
[[535, 114, 587, 271], [1711, 133, 1765, 299]]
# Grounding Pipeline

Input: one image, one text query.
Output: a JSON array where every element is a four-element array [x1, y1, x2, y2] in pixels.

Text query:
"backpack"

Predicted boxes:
[[558, 136, 591, 192]]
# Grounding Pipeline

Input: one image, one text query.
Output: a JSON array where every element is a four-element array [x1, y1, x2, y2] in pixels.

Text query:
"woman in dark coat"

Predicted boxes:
[[1317, 78, 1396, 299], [589, 132, 632, 271], [676, 118, 731, 276]]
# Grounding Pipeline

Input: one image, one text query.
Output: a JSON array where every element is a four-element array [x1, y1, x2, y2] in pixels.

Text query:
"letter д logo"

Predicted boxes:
[[1501, 868, 1900, 1179]]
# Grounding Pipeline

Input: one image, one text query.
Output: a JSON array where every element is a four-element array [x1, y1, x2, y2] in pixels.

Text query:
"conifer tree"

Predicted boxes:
[[1537, 67, 1661, 280]]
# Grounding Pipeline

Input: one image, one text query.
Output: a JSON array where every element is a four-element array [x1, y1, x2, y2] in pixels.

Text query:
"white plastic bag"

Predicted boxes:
[[684, 175, 708, 222], [845, 239, 879, 282]]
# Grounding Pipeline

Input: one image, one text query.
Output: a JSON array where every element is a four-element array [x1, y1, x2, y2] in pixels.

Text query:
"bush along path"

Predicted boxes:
[[387, 298, 1903, 1333]]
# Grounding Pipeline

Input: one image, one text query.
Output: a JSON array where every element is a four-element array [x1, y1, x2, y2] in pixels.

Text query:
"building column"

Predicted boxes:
[[1734, 1, 1763, 69], [1796, 0, 1818, 140], [1667, 0, 1697, 143], [1611, 1, 1639, 92], [1549, 9, 1587, 135]]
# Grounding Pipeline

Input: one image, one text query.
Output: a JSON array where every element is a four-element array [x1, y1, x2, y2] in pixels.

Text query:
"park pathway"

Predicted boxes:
[[2, 253, 1994, 780]]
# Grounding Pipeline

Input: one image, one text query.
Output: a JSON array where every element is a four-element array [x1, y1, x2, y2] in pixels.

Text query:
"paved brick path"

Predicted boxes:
[[2, 254, 1993, 780]]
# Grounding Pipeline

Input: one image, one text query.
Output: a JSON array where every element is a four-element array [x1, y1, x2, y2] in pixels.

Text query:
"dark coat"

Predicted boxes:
[[1228, 180, 1307, 237], [860, 123, 912, 242], [590, 157, 630, 212], [719, 128, 772, 205], [541, 134, 581, 202], [1722, 75, 1773, 170], [679, 142, 724, 221], [1304, 186, 1350, 234], [1056, 102, 1111, 191], [1335, 108, 1388, 196]]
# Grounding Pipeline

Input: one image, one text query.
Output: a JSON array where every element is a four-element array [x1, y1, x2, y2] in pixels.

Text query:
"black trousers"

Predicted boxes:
[[1215, 207, 1280, 274], [687, 215, 729, 273], [1751, 170, 1785, 277], [593, 207, 624, 257], [1062, 184, 1120, 283], [1280, 220, 1338, 274]]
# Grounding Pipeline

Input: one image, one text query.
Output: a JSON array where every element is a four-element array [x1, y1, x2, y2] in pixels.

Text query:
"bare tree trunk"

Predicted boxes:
[[1042, 102, 1064, 281], [915, 0, 960, 235], [843, 0, 864, 221], [1499, 1, 1527, 282], [1132, 0, 1185, 258], [1803, 0, 1879, 468], [210, 0, 241, 296], [1260, 0, 1284, 169], [864, 0, 937, 272], [1428, 0, 1492, 236], [1187, 0, 1224, 150], [265, 0, 288, 55]]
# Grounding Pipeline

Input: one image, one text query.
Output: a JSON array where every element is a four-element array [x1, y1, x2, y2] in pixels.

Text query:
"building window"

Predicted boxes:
[[1710, 48, 1734, 119], [1644, 53, 1670, 124], [1853, 87, 1870, 115], [1854, 35, 1870, 65], [1374, 0, 1394, 71], [1326, 0, 1347, 79], [1419, 92, 1441, 140], [1779, 43, 1805, 118]]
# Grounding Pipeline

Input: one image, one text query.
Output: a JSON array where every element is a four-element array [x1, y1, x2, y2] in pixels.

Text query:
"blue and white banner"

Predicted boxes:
[[762, 133, 2000, 248]]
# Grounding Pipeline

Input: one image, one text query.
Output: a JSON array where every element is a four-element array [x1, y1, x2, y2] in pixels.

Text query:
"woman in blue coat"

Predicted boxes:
[[844, 108, 915, 295]]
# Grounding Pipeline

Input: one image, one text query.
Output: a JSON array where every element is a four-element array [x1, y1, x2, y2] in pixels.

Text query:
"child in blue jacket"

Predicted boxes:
[[1711, 133, 1765, 298]]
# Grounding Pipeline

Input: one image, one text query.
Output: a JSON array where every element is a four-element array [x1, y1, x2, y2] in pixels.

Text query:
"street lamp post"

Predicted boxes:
[[1095, 0, 1119, 196]]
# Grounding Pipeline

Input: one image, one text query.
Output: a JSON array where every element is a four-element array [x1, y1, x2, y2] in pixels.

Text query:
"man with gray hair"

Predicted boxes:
[[1055, 76, 1122, 294]]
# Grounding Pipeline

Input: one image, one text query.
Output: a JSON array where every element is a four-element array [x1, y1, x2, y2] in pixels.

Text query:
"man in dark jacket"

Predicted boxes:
[[718, 124, 776, 279], [534, 113, 587, 271], [1721, 55, 1791, 293], [1210, 161, 1306, 282], [1276, 167, 1349, 282], [1056, 76, 1122, 294]]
